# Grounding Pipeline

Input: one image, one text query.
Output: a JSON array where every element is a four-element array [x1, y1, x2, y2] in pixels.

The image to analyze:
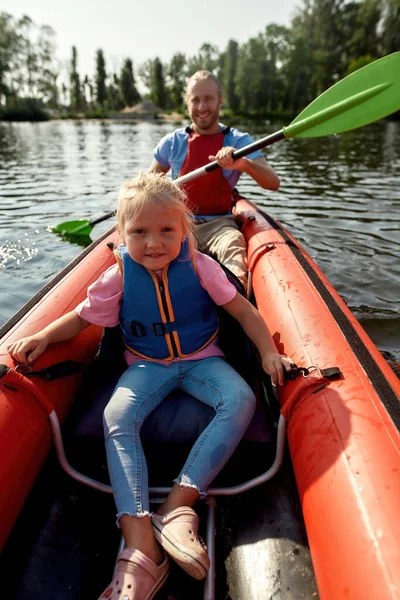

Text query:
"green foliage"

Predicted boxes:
[[380, 0, 400, 55], [107, 72, 123, 111], [84, 107, 109, 119], [151, 57, 166, 109], [186, 43, 220, 76], [347, 54, 376, 74], [95, 48, 107, 107], [221, 40, 239, 112], [119, 58, 140, 107], [0, 13, 58, 108], [167, 53, 186, 109], [1, 1, 399, 119], [0, 97, 49, 120], [70, 46, 82, 110]]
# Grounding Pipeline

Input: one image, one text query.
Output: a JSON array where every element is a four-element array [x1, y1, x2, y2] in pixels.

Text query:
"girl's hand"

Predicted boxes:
[[7, 334, 49, 364], [209, 146, 247, 171], [261, 353, 292, 386]]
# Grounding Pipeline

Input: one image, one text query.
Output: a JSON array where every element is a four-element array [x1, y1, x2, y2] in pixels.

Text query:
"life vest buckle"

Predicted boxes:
[[130, 322, 146, 337], [153, 322, 166, 337]]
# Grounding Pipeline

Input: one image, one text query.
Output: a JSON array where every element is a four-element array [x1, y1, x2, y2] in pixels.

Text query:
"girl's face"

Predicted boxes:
[[121, 203, 186, 271]]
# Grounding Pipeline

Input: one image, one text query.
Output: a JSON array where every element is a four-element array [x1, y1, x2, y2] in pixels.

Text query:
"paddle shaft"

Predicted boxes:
[[89, 211, 117, 227], [176, 130, 286, 185]]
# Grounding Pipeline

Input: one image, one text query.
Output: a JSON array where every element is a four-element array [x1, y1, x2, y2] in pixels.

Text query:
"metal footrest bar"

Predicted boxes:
[[49, 409, 287, 497], [49, 410, 113, 493]]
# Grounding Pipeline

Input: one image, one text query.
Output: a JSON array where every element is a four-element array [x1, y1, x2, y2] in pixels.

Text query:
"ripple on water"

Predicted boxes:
[[0, 234, 39, 270]]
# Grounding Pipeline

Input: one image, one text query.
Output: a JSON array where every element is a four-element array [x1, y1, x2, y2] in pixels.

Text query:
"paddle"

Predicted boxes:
[[53, 51, 400, 239], [52, 211, 116, 237]]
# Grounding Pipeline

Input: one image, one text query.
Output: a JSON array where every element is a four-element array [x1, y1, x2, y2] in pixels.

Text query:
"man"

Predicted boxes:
[[149, 70, 280, 289]]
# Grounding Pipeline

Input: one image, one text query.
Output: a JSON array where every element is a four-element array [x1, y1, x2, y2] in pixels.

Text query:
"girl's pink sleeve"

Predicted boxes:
[[75, 264, 122, 327], [195, 251, 237, 305]]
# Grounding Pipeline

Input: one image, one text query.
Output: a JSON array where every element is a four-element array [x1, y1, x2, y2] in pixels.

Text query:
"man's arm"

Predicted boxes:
[[148, 159, 169, 175], [209, 148, 280, 191], [238, 156, 280, 190]]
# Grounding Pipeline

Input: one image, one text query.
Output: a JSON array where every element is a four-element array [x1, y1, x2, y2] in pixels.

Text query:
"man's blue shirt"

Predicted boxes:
[[153, 124, 264, 189]]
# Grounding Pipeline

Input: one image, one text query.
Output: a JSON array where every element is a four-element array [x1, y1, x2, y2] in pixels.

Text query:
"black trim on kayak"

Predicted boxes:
[[0, 226, 116, 339], [257, 208, 400, 430]]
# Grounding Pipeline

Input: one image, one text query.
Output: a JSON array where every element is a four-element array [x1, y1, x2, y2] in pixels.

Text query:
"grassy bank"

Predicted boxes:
[[0, 99, 50, 122]]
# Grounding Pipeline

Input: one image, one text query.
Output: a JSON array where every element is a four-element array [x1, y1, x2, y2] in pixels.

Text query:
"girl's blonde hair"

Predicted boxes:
[[117, 172, 197, 260]]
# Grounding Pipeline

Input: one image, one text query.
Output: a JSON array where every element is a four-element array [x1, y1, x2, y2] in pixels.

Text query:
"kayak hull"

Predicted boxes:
[[239, 199, 400, 599]]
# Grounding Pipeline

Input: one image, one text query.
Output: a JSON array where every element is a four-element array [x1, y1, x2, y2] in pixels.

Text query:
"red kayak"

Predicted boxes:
[[0, 197, 399, 599]]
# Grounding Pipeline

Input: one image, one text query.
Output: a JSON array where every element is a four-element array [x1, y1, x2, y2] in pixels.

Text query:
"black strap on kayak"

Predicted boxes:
[[284, 363, 341, 381], [15, 360, 87, 381]]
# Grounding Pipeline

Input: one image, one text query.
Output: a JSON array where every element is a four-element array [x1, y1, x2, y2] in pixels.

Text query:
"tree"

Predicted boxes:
[[167, 52, 186, 110], [36, 25, 58, 107], [281, 33, 313, 112], [95, 48, 107, 107], [61, 81, 68, 106], [380, 0, 400, 55], [107, 72, 124, 110], [17, 15, 37, 97], [290, 0, 345, 98], [69, 45, 81, 110], [0, 13, 21, 101], [138, 59, 153, 92], [119, 58, 140, 107], [264, 24, 290, 111], [221, 40, 239, 112], [235, 36, 271, 114], [186, 43, 220, 76], [151, 57, 166, 109]]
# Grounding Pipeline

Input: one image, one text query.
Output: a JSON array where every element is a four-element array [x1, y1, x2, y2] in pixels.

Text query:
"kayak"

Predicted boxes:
[[0, 195, 399, 600]]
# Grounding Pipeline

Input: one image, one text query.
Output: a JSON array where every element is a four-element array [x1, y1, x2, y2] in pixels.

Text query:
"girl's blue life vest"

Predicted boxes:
[[115, 240, 219, 362]]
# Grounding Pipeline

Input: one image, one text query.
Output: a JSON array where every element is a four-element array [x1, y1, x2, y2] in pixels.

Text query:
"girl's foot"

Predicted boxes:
[[151, 507, 210, 580], [98, 548, 169, 600]]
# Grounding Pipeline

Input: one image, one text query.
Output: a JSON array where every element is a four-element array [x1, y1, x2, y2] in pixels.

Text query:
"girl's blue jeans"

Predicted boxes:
[[103, 357, 256, 521]]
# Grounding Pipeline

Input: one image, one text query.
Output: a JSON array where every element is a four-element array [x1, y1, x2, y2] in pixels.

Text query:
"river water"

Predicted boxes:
[[0, 119, 399, 363]]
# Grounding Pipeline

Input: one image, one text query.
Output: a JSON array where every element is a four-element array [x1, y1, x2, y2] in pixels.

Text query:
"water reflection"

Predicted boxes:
[[0, 119, 399, 361]]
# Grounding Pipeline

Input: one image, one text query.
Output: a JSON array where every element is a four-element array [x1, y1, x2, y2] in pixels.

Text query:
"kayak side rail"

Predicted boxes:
[[48, 409, 287, 497], [49, 410, 113, 495]]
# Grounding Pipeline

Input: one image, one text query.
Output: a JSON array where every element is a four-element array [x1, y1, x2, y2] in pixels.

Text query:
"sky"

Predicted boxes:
[[5, 0, 300, 80]]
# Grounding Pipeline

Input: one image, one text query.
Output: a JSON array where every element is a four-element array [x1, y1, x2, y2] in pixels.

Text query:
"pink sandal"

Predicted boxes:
[[97, 548, 169, 600], [151, 507, 210, 580]]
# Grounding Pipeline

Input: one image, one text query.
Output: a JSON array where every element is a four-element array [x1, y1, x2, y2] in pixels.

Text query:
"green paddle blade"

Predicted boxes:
[[53, 231, 93, 248], [52, 219, 92, 236], [284, 52, 400, 139]]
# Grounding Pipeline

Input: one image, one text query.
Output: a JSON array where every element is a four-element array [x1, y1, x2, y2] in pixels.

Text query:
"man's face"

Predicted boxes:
[[186, 78, 223, 135]]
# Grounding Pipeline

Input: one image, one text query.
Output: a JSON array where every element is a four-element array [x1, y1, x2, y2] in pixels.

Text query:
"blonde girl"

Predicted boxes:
[[8, 173, 291, 600]]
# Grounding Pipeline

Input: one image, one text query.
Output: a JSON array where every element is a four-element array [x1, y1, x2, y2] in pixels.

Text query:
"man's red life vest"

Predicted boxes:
[[180, 129, 233, 216]]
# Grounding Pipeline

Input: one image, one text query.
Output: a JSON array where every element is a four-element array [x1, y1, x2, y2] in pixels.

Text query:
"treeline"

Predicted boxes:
[[1, 0, 399, 120]]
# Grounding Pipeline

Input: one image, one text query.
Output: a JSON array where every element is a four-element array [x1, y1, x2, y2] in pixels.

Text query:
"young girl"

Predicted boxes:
[[8, 173, 291, 600]]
